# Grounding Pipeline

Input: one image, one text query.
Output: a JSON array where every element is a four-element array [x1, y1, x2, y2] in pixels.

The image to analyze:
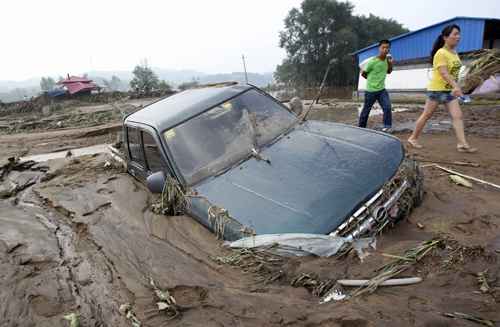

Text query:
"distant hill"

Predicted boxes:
[[87, 69, 274, 87], [0, 78, 40, 92], [0, 69, 275, 102]]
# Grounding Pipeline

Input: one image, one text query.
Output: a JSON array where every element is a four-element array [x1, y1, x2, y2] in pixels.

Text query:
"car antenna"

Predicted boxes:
[[300, 58, 337, 121], [242, 54, 249, 84]]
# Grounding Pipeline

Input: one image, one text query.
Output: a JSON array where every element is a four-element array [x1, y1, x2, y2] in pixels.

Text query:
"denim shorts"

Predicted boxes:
[[426, 91, 456, 104]]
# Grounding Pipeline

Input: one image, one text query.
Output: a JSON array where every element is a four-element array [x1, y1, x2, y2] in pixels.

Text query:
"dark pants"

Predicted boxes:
[[358, 89, 392, 128]]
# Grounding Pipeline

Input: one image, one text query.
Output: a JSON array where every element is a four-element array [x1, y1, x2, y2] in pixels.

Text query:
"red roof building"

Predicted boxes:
[[58, 75, 99, 95]]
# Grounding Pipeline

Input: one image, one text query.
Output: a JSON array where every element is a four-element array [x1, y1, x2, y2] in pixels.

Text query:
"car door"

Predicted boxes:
[[126, 126, 149, 182]]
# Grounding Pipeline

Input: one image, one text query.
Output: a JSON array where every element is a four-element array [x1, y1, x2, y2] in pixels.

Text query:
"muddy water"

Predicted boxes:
[[20, 144, 112, 163]]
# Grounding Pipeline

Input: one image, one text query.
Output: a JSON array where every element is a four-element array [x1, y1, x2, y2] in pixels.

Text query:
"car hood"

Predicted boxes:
[[194, 120, 404, 235]]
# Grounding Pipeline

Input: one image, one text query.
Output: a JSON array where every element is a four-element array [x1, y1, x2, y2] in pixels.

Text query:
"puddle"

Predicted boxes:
[[392, 120, 452, 133], [21, 144, 112, 163]]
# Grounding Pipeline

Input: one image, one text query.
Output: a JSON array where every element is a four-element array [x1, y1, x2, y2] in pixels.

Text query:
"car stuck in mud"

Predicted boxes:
[[122, 84, 423, 241]]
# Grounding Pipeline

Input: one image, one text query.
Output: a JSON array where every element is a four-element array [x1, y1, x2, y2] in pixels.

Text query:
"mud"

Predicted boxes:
[[0, 97, 157, 160], [309, 101, 500, 138], [1, 99, 500, 326]]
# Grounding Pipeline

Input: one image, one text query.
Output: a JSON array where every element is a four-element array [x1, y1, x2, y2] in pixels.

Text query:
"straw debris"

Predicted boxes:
[[461, 49, 500, 94], [208, 205, 231, 240], [351, 239, 442, 297], [290, 273, 336, 297], [213, 246, 285, 284]]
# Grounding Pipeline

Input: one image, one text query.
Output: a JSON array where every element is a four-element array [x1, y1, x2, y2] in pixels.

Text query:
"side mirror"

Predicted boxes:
[[146, 171, 166, 194]]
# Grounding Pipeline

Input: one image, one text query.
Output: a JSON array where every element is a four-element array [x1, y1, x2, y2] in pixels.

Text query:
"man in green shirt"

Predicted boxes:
[[359, 39, 393, 132]]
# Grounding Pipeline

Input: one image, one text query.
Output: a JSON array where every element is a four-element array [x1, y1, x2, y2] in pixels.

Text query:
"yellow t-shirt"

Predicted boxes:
[[427, 48, 462, 91]]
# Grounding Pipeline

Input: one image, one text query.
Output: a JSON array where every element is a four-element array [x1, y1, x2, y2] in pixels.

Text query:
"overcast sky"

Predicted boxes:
[[2, 0, 499, 81]]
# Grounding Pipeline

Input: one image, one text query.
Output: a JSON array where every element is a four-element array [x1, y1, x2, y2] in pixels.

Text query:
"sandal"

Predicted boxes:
[[457, 145, 477, 153], [407, 139, 423, 149]]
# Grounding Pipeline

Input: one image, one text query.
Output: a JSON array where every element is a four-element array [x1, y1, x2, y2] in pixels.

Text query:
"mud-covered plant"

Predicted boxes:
[[152, 174, 188, 215], [477, 270, 491, 293], [63, 313, 80, 327], [208, 205, 231, 240], [119, 304, 141, 327], [145, 278, 180, 321]]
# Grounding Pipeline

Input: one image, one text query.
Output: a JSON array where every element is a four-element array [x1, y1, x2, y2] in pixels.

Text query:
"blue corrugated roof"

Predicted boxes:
[[353, 16, 500, 62]]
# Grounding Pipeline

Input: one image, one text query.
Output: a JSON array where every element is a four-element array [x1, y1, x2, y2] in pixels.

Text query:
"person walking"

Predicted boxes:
[[358, 39, 393, 132], [407, 24, 477, 152]]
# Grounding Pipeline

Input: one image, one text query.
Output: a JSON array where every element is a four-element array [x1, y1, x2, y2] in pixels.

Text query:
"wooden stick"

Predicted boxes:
[[414, 158, 480, 167], [429, 164, 500, 190]]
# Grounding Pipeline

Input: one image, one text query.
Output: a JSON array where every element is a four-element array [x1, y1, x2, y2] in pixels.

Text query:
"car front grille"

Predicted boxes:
[[330, 165, 413, 241]]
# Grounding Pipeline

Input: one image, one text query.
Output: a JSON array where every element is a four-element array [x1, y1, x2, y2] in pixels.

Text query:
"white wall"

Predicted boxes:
[[358, 67, 432, 91]]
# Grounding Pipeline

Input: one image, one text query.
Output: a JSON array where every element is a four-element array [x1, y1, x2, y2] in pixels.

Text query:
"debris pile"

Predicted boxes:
[[462, 49, 500, 94]]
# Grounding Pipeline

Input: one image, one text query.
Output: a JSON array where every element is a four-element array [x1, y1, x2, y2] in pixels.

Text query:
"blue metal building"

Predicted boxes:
[[354, 16, 500, 64]]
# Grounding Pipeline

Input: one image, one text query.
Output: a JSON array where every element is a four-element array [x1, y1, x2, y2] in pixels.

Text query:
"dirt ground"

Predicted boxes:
[[1, 99, 500, 327]]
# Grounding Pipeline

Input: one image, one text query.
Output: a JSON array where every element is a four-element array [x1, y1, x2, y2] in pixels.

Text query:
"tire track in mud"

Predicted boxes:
[[34, 213, 81, 298], [9, 178, 132, 326]]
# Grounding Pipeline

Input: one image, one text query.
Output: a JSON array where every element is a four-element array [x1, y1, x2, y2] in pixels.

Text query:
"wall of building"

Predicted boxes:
[[358, 67, 431, 91]]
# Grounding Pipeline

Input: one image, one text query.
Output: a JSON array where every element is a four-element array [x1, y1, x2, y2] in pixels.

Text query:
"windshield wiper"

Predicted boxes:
[[243, 109, 271, 165]]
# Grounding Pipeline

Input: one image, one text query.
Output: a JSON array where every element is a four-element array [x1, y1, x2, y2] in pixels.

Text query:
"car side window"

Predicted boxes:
[[127, 127, 143, 163], [142, 131, 164, 173]]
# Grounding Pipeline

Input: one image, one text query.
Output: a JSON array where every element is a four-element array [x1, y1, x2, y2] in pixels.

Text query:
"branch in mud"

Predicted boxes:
[[442, 312, 495, 327]]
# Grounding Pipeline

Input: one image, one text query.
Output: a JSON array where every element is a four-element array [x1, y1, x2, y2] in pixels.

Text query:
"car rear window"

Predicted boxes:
[[142, 131, 164, 172]]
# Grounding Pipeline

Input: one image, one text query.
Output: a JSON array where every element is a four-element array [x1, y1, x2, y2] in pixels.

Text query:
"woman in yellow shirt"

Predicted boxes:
[[408, 24, 477, 152]]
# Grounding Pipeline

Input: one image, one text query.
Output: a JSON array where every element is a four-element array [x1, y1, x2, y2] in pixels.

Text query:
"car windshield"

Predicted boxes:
[[165, 89, 298, 185]]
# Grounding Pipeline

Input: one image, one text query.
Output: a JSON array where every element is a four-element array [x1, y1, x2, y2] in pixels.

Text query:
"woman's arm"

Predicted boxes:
[[438, 66, 463, 97]]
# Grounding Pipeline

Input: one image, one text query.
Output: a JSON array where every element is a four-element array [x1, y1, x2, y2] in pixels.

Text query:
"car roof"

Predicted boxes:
[[125, 84, 253, 132]]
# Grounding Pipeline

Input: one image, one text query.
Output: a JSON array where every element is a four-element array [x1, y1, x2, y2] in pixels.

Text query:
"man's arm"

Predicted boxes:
[[387, 57, 393, 74], [361, 59, 373, 79]]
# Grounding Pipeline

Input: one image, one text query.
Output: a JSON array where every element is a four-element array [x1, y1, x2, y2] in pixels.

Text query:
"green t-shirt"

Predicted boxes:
[[365, 57, 388, 92]]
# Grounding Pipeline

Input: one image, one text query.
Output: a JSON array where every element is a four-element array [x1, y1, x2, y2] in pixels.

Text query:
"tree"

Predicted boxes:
[[103, 75, 124, 91], [178, 80, 199, 91], [40, 77, 56, 92], [275, 0, 408, 87], [158, 80, 172, 92], [130, 63, 159, 94]]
